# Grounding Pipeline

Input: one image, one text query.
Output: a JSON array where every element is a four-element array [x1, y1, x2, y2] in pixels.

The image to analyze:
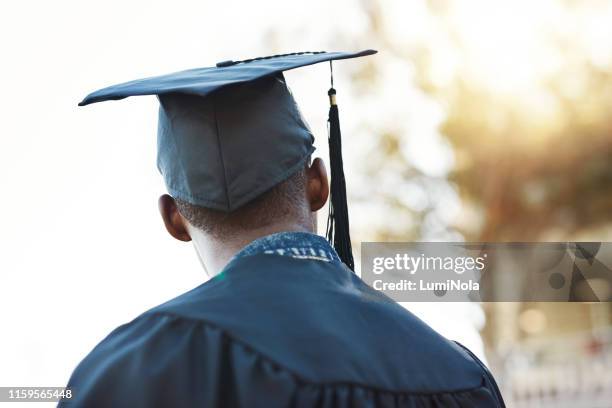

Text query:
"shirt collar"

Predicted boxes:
[[232, 231, 341, 263]]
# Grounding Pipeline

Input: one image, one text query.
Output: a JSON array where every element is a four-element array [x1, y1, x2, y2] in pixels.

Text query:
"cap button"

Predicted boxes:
[[216, 60, 235, 67]]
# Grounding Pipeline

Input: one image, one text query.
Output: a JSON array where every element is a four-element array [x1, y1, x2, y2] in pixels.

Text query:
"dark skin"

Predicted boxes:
[[158, 158, 329, 276]]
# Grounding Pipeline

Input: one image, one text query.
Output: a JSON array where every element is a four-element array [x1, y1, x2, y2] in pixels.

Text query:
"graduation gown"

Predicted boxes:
[[61, 235, 504, 407]]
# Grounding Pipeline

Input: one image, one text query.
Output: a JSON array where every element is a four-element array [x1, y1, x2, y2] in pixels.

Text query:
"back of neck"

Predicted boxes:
[[190, 221, 313, 277]]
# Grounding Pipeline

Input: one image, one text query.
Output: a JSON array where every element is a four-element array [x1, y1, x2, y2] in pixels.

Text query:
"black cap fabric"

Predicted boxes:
[[78, 50, 376, 106], [79, 50, 376, 212]]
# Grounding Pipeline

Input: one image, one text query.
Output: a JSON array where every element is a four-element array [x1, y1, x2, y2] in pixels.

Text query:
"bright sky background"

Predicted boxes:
[[12, 0, 609, 403]]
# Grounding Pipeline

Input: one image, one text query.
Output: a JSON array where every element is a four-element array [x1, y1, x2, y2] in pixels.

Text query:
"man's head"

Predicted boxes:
[[80, 50, 376, 274], [158, 158, 329, 275]]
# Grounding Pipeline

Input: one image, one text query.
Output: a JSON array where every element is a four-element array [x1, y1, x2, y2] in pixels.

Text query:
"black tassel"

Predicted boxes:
[[326, 86, 355, 271]]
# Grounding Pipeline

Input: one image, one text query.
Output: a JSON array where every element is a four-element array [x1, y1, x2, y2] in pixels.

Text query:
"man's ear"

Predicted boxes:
[[158, 194, 192, 242], [306, 158, 329, 212]]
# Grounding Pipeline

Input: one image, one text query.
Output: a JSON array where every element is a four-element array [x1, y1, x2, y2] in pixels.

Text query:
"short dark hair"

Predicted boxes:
[[176, 167, 307, 238]]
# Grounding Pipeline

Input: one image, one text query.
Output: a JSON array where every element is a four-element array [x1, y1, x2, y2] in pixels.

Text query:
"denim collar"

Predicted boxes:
[[232, 231, 341, 263]]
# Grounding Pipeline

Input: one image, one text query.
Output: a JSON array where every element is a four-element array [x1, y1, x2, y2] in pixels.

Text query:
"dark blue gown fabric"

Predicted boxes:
[[61, 253, 504, 407]]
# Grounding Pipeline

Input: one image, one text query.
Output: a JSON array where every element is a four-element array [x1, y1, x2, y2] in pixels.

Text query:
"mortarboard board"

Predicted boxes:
[[79, 49, 377, 271]]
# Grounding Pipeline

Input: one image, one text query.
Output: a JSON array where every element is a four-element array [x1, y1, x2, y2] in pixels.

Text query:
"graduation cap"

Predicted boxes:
[[79, 49, 377, 271]]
